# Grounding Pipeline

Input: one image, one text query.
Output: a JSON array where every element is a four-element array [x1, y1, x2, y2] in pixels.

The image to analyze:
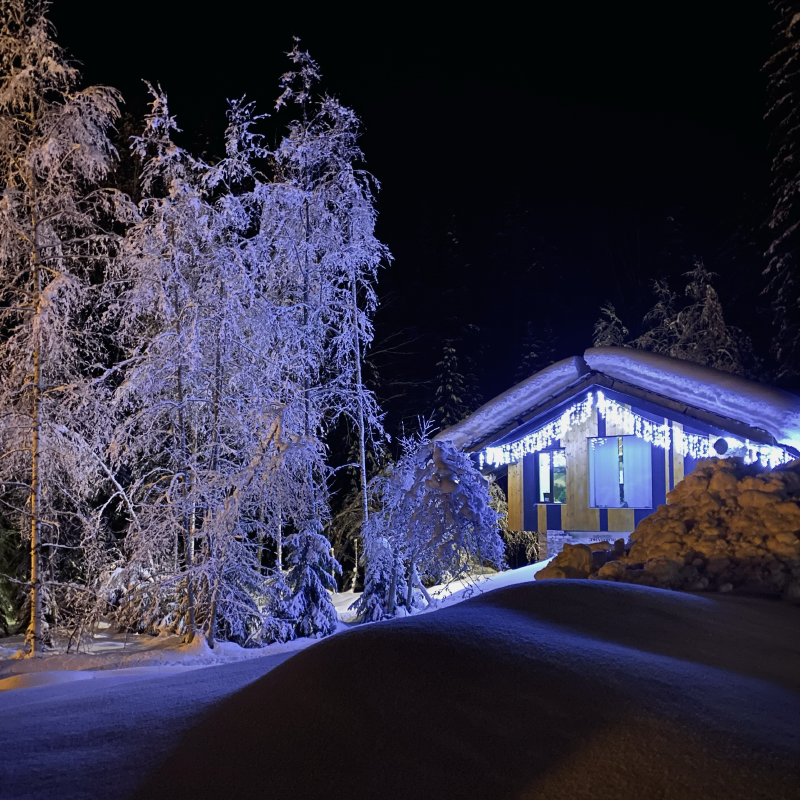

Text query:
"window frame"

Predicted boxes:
[[536, 447, 567, 505]]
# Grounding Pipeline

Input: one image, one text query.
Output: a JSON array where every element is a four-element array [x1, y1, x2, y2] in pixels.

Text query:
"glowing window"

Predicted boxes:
[[589, 435, 652, 508], [538, 449, 566, 504]]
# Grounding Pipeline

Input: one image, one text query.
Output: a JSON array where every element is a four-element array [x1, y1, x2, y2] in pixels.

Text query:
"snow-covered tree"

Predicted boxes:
[[106, 86, 336, 645], [593, 265, 757, 378], [633, 263, 757, 376], [764, 1, 800, 379], [106, 86, 213, 641], [0, 0, 131, 655], [629, 280, 679, 354], [516, 320, 557, 381], [434, 340, 469, 428], [257, 42, 388, 636], [592, 303, 630, 347], [355, 424, 504, 621]]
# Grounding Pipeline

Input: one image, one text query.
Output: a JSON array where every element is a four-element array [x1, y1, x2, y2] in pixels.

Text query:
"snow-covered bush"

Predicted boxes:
[[355, 426, 505, 621]]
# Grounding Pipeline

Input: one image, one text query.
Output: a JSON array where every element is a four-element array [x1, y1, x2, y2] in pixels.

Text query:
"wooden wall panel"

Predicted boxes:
[[508, 459, 523, 531], [672, 421, 685, 490], [604, 407, 629, 437], [562, 408, 600, 531], [607, 508, 634, 532], [537, 504, 547, 533], [665, 426, 670, 496], [604, 404, 631, 531]]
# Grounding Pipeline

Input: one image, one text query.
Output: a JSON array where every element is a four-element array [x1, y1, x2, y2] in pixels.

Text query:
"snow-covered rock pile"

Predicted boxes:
[[537, 458, 800, 601]]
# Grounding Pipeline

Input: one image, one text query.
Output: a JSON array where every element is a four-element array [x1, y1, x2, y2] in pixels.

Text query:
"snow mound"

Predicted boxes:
[[585, 346, 800, 449], [586, 457, 800, 600], [435, 356, 590, 449], [135, 581, 800, 800]]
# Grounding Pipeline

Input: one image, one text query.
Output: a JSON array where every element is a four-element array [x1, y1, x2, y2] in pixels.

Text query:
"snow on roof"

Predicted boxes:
[[435, 356, 590, 450], [436, 347, 800, 452], [584, 347, 800, 450]]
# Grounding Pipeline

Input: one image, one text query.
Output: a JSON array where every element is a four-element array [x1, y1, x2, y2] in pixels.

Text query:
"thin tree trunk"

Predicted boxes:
[[26, 208, 43, 657], [303, 194, 315, 521], [350, 537, 359, 592], [406, 561, 415, 607], [205, 281, 225, 649], [387, 557, 397, 616], [27, 269, 42, 657], [172, 255, 196, 641], [275, 514, 283, 571], [351, 266, 368, 593]]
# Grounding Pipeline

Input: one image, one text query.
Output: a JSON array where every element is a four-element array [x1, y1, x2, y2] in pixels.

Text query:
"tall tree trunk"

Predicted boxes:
[[351, 267, 368, 593], [26, 208, 43, 657], [303, 194, 315, 521], [275, 514, 283, 571], [206, 281, 225, 649], [172, 264, 196, 641], [27, 260, 43, 657], [350, 537, 359, 592]]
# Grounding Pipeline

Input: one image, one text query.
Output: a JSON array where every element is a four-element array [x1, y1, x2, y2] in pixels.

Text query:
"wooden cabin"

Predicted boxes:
[[436, 347, 800, 558]]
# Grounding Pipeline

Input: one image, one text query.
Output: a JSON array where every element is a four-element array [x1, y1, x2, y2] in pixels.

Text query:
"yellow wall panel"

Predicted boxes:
[[607, 508, 634, 532], [537, 504, 547, 533], [672, 421, 684, 490], [508, 459, 523, 531], [562, 408, 600, 531]]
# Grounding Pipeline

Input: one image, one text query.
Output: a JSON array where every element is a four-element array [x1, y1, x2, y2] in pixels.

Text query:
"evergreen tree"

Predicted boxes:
[[592, 303, 630, 347], [516, 320, 557, 381], [764, 1, 800, 379], [355, 425, 504, 622], [434, 339, 469, 428], [633, 263, 757, 376]]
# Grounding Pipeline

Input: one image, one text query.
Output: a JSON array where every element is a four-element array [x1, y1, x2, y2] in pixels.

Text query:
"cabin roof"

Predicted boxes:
[[435, 347, 800, 453]]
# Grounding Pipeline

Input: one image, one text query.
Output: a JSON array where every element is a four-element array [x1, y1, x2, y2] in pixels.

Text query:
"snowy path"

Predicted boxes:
[[0, 650, 296, 800]]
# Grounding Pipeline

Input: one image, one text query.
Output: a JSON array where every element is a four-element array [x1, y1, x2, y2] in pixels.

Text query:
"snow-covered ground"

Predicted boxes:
[[0, 560, 552, 690], [4, 563, 796, 800], [136, 581, 800, 800], [0, 625, 316, 691]]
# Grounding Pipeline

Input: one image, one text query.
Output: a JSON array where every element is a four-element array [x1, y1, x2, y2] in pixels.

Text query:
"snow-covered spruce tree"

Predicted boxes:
[[355, 424, 504, 621], [629, 279, 679, 354], [254, 42, 386, 636], [632, 263, 757, 377], [434, 339, 469, 428], [764, 1, 800, 379], [0, 0, 132, 656], [515, 320, 557, 382], [591, 303, 630, 347]]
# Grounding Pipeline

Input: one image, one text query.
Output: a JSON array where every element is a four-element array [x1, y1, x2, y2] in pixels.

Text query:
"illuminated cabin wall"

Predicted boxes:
[[503, 391, 743, 536]]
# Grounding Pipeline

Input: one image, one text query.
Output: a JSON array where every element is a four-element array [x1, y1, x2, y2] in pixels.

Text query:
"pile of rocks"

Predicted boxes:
[[535, 457, 800, 602]]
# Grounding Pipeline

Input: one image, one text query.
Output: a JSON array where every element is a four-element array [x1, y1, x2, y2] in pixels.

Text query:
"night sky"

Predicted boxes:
[[49, 2, 777, 426]]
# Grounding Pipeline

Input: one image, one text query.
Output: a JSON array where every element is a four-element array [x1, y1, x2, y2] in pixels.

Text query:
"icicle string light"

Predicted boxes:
[[478, 391, 794, 469], [595, 391, 671, 449], [480, 394, 595, 469]]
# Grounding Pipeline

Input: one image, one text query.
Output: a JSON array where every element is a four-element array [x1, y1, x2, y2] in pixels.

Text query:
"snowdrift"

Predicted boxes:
[[135, 581, 800, 800]]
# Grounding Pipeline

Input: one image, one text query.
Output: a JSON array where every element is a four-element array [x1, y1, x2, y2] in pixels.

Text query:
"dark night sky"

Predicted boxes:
[[49, 2, 777, 423]]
